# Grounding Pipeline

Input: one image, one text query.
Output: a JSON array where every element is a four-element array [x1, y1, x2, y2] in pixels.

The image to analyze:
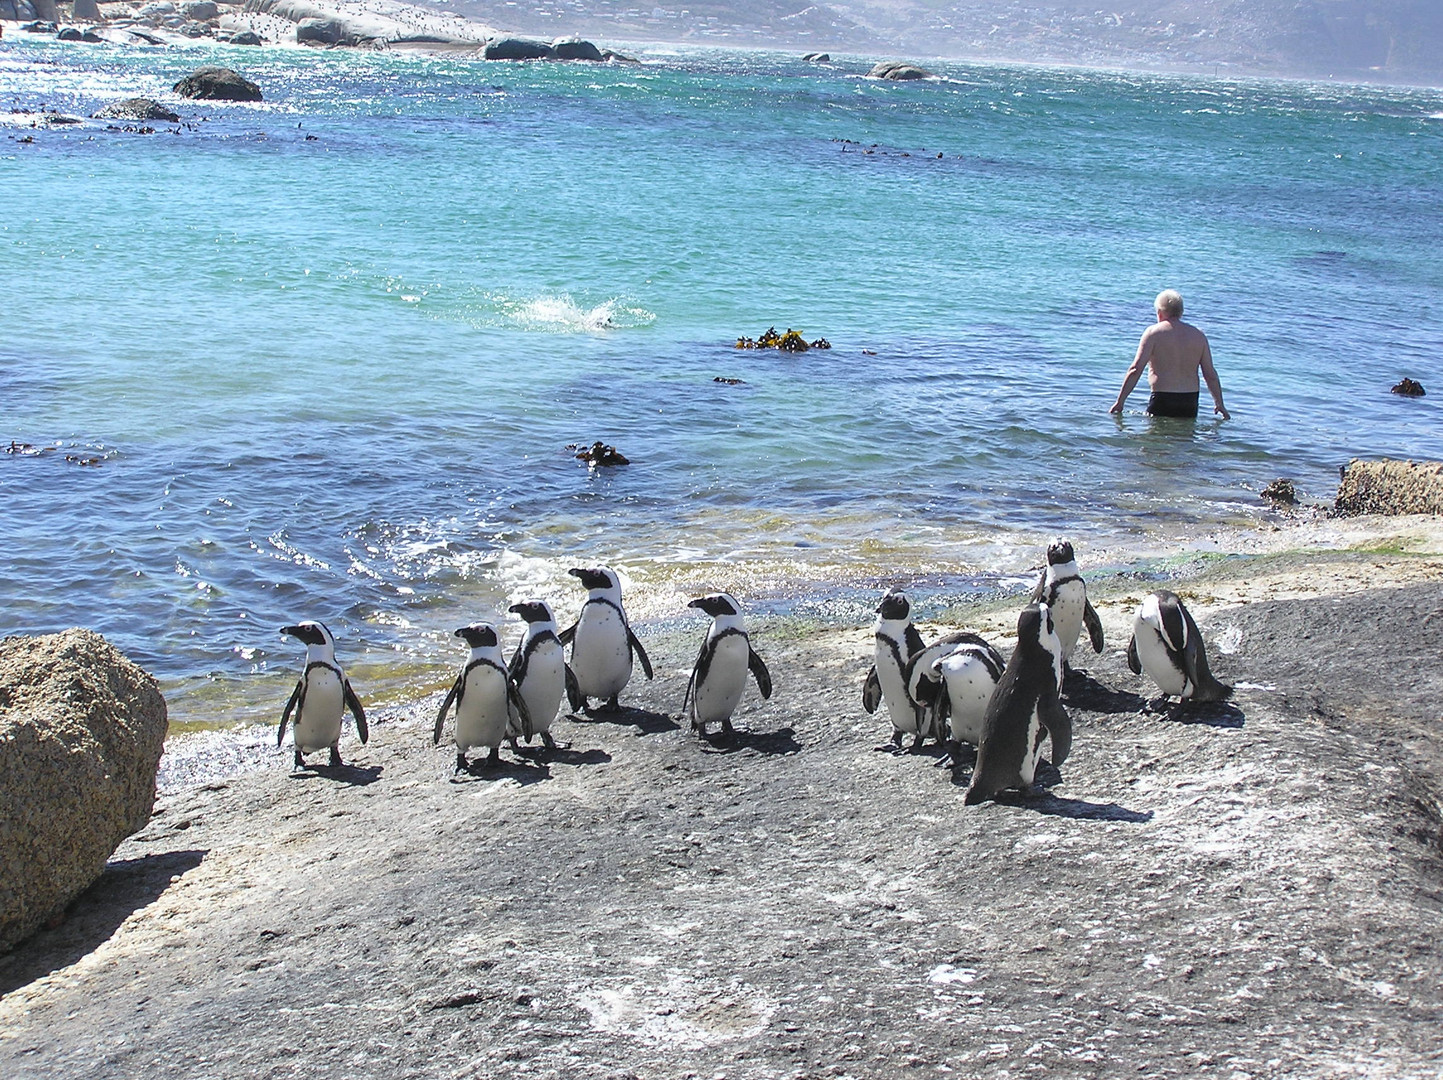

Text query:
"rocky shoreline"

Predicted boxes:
[[3, 516, 1443, 1078]]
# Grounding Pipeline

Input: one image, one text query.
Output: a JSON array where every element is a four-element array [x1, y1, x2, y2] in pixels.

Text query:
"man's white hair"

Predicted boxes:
[[1155, 289, 1184, 318]]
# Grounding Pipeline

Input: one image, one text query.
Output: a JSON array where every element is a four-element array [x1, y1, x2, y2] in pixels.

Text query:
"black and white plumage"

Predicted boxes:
[[508, 600, 581, 752], [559, 566, 653, 711], [682, 592, 772, 740], [964, 602, 1072, 805], [905, 631, 1006, 756], [434, 623, 532, 772], [861, 589, 930, 750], [1030, 538, 1104, 666], [277, 620, 368, 769], [1126, 590, 1233, 704]]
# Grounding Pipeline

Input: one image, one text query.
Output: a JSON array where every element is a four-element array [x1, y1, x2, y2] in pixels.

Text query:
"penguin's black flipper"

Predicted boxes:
[[278, 679, 303, 748], [1083, 599, 1105, 654], [564, 663, 583, 712], [628, 629, 654, 680], [507, 638, 525, 679], [1179, 604, 1233, 702], [558, 621, 578, 646], [1126, 634, 1142, 676], [748, 646, 773, 700], [508, 681, 534, 742], [343, 679, 369, 743], [861, 666, 881, 714], [1041, 687, 1072, 767], [433, 675, 462, 745], [682, 639, 709, 716]]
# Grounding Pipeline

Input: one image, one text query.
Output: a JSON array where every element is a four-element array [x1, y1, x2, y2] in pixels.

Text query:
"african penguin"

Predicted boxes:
[[964, 602, 1072, 805], [508, 599, 581, 752], [905, 632, 1006, 760], [1031, 538, 1104, 668], [682, 592, 773, 740], [277, 620, 368, 769], [861, 589, 929, 750], [434, 623, 532, 772], [559, 566, 653, 711], [1126, 590, 1233, 704]]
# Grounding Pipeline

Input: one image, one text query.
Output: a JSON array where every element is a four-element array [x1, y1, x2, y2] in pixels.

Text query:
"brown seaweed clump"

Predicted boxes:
[[570, 442, 630, 467], [1391, 378, 1426, 397], [735, 327, 832, 351], [1261, 478, 1297, 505]]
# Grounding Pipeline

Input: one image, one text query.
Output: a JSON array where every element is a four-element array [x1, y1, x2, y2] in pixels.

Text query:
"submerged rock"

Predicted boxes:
[[572, 441, 629, 467], [868, 61, 932, 80], [93, 97, 181, 122], [1334, 458, 1443, 516], [173, 66, 262, 101], [1391, 378, 1426, 397], [803, 52, 831, 63], [226, 29, 263, 45], [0, 629, 168, 953]]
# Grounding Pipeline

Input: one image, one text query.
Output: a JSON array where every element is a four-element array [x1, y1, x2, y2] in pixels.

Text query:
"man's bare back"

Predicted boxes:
[[1110, 290, 1229, 419]]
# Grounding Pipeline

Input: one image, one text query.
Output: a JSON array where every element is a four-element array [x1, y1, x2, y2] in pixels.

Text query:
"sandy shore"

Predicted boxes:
[[2, 510, 1442, 1078]]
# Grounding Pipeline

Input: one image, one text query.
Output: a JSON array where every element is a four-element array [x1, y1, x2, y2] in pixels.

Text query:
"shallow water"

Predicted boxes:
[[3, 36, 1442, 724]]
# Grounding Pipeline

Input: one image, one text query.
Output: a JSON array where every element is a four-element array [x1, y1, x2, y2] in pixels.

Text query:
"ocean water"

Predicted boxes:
[[4, 36, 1443, 726]]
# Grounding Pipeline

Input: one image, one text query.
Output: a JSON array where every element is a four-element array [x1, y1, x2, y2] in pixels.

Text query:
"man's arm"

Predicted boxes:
[[1109, 334, 1151, 414], [1199, 339, 1229, 420]]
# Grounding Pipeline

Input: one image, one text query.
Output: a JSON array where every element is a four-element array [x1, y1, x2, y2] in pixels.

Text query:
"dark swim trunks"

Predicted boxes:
[[1146, 391, 1200, 418]]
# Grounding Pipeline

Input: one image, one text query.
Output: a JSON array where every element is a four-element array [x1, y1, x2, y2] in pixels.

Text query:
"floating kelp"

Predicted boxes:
[[735, 327, 832, 351], [569, 441, 630, 467], [1391, 378, 1426, 397], [713, 376, 746, 386]]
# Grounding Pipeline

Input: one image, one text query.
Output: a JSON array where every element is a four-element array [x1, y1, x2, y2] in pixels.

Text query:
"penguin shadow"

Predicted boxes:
[[448, 757, 552, 786], [0, 848, 207, 996], [514, 744, 613, 768], [1062, 670, 1148, 714], [699, 726, 802, 756], [571, 705, 679, 736], [288, 763, 383, 786], [1017, 792, 1155, 823], [1146, 699, 1246, 729]]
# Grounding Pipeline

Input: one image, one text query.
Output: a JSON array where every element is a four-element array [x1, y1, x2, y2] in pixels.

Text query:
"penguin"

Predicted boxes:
[[964, 602, 1072, 805], [434, 623, 532, 772], [507, 599, 582, 752], [277, 621, 368, 769], [1126, 590, 1233, 704], [559, 566, 653, 711], [861, 589, 928, 750], [682, 592, 773, 740], [905, 632, 1006, 757], [1030, 538, 1104, 667]]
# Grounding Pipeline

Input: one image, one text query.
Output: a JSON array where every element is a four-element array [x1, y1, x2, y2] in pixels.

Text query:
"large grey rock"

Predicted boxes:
[[226, 29, 263, 45], [0, 630, 167, 954], [173, 66, 262, 101], [93, 97, 182, 122], [71, 0, 101, 20], [181, 0, 218, 19], [484, 35, 552, 60], [1334, 458, 1443, 516], [551, 36, 602, 61], [296, 15, 349, 44], [868, 60, 933, 80]]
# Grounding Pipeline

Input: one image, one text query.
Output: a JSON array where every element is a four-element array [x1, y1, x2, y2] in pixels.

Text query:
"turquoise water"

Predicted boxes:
[[4, 37, 1443, 723]]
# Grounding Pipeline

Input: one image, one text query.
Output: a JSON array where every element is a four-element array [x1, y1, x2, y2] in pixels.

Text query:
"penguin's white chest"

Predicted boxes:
[[692, 634, 750, 723], [1134, 619, 1190, 696], [1020, 708, 1045, 785], [1047, 580, 1087, 659], [516, 638, 566, 733], [875, 636, 919, 733], [571, 603, 633, 698], [936, 650, 1000, 747], [294, 666, 345, 753], [455, 664, 512, 752]]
